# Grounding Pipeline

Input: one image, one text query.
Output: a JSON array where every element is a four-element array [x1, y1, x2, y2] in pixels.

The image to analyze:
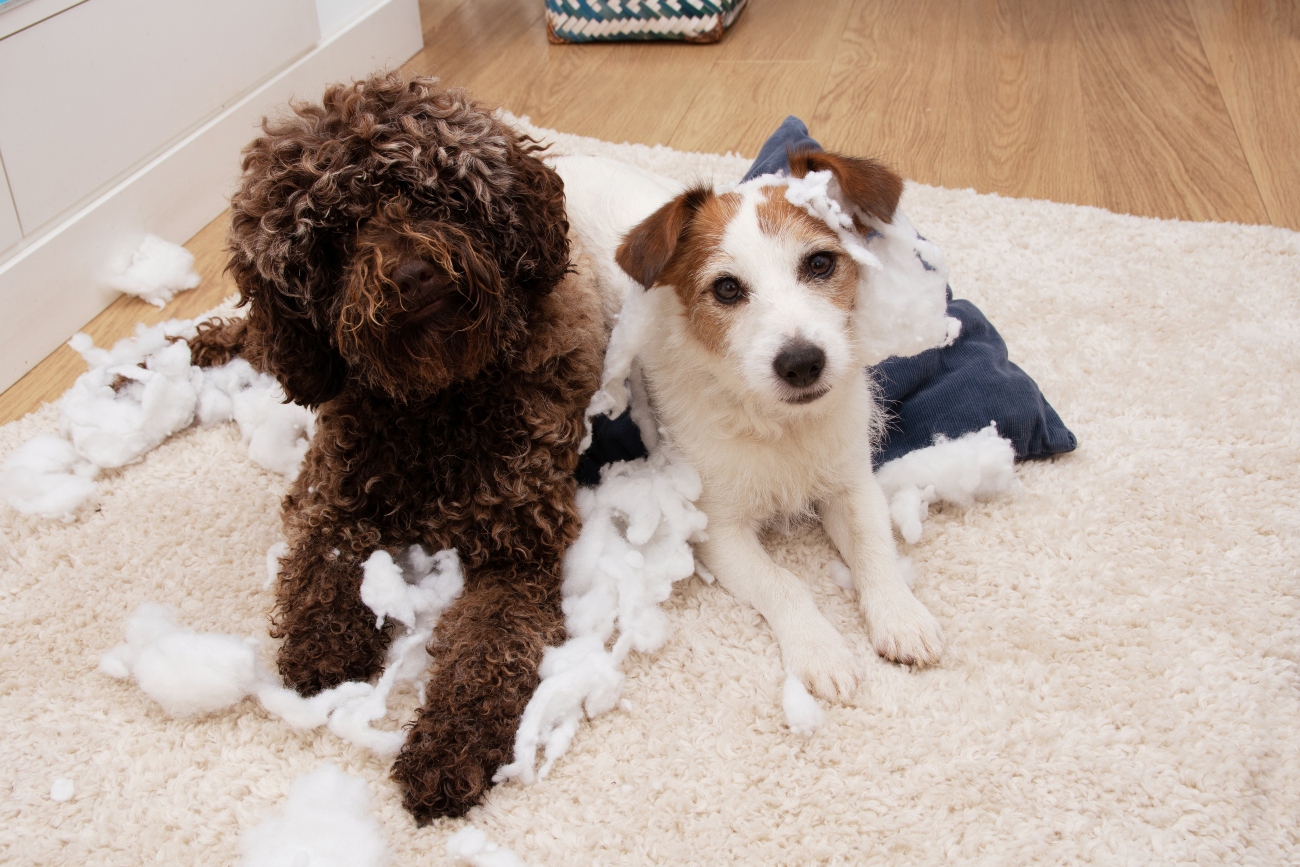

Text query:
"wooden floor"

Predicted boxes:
[[2, 0, 1296, 424]]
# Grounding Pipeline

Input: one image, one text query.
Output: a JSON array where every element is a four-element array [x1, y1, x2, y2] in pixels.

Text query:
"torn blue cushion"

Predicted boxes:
[[872, 295, 1076, 465]]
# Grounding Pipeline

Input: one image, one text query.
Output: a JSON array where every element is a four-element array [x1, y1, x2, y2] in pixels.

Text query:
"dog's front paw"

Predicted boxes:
[[782, 626, 861, 703], [391, 720, 497, 823], [863, 588, 943, 666]]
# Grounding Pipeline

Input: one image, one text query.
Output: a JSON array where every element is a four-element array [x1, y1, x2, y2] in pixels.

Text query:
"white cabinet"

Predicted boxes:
[[0, 163, 19, 255], [0, 0, 319, 235], [0, 0, 423, 392]]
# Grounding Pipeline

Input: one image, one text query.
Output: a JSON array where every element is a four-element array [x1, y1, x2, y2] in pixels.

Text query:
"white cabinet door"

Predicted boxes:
[[0, 0, 318, 235], [0, 159, 18, 255]]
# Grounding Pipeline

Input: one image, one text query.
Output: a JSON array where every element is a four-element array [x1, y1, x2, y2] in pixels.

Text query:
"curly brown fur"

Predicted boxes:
[[188, 73, 605, 821], [187, 317, 253, 369]]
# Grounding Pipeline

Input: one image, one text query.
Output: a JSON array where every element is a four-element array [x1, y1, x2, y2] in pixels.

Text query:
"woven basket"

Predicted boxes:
[[545, 0, 748, 44]]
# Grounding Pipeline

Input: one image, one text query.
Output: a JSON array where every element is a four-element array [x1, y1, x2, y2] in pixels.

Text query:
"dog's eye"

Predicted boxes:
[[712, 276, 745, 305], [806, 252, 835, 278]]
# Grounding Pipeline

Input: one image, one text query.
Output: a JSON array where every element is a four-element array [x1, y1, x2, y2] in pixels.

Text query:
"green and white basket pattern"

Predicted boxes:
[[545, 0, 748, 43]]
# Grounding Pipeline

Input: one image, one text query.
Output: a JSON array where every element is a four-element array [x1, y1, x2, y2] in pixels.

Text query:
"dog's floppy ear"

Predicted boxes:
[[787, 148, 904, 224], [616, 185, 713, 290], [504, 139, 572, 297], [230, 258, 349, 409], [224, 103, 357, 409]]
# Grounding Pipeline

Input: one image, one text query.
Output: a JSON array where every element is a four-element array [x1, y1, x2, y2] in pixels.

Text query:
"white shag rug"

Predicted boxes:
[[2, 123, 1299, 866]]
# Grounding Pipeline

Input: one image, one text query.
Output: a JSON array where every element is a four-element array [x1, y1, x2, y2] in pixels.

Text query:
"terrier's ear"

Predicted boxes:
[[787, 148, 904, 224], [616, 186, 714, 290]]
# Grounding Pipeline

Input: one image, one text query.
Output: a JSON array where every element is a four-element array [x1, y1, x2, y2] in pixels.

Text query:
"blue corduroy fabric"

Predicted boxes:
[[575, 116, 1075, 483]]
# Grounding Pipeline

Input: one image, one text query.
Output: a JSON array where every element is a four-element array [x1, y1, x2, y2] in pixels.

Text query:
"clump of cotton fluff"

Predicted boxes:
[[62, 324, 204, 469], [200, 359, 316, 478], [0, 434, 99, 519], [263, 546, 465, 755], [239, 765, 389, 867], [102, 548, 462, 753], [99, 603, 260, 718], [778, 171, 955, 365], [497, 446, 707, 785], [446, 826, 530, 867], [853, 207, 959, 363], [4, 320, 318, 521], [875, 423, 1018, 544], [782, 675, 825, 736], [106, 234, 201, 308]]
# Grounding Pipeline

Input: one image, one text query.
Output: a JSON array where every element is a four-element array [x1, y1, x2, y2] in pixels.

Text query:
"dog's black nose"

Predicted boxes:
[[393, 259, 447, 302], [773, 340, 826, 389]]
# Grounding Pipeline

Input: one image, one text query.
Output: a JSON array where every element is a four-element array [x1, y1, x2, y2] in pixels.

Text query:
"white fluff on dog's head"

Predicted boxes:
[[615, 150, 905, 419]]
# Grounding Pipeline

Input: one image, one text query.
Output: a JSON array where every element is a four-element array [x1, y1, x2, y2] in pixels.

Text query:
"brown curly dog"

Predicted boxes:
[[190, 73, 605, 822]]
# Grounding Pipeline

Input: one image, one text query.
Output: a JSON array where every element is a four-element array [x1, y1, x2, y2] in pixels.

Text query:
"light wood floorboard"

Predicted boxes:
[[1074, 0, 1269, 223], [942, 0, 1094, 206], [812, 0, 960, 183], [1189, 0, 1300, 230], [3, 0, 1297, 424]]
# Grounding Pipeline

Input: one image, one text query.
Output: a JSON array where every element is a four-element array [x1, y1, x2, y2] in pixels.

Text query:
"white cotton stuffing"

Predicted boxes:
[[238, 765, 390, 867], [62, 329, 202, 469], [497, 446, 708, 785], [49, 778, 74, 802], [875, 423, 1018, 545], [0, 434, 99, 519], [781, 675, 825, 736], [101, 549, 464, 756], [100, 603, 260, 718], [446, 826, 530, 867], [107, 234, 201, 308], [359, 547, 462, 631], [826, 559, 854, 591], [2, 320, 317, 521], [222, 363, 316, 477], [265, 541, 289, 589]]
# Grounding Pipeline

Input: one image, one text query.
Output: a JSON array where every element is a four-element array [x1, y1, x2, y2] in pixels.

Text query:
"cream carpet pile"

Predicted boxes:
[[2, 124, 1298, 866]]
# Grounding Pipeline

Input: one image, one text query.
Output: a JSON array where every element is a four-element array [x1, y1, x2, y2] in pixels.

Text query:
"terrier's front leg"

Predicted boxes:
[[822, 476, 943, 666], [391, 571, 565, 822], [701, 520, 860, 702]]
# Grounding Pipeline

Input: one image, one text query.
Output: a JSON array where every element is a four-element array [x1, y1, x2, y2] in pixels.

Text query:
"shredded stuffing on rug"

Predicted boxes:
[[100, 549, 465, 756], [446, 826, 531, 867], [875, 423, 1018, 544], [0, 433, 98, 520], [238, 765, 390, 867], [48, 778, 74, 803], [0, 322, 314, 518], [106, 234, 202, 308]]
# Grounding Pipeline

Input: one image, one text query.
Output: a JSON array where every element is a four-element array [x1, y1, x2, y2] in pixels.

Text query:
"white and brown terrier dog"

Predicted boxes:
[[555, 151, 946, 702]]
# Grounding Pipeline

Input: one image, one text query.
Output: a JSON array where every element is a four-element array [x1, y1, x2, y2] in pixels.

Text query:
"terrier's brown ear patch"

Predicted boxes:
[[787, 148, 904, 224], [616, 186, 715, 289]]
